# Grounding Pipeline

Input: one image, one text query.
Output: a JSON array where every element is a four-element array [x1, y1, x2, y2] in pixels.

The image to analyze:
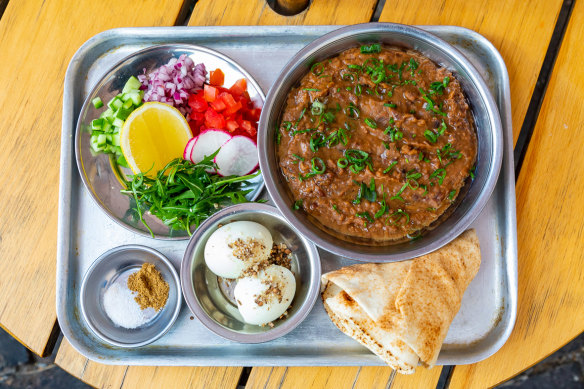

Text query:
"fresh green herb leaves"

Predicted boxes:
[[122, 155, 258, 237], [353, 178, 377, 204], [424, 129, 438, 143], [299, 157, 326, 181], [429, 77, 450, 94]]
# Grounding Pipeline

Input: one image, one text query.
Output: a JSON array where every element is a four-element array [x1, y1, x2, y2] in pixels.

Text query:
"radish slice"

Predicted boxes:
[[214, 136, 259, 176], [190, 129, 232, 163], [183, 137, 197, 160]]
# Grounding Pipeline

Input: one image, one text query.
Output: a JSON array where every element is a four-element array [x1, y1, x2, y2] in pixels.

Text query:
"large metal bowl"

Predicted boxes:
[[180, 203, 321, 343], [258, 23, 503, 262], [75, 44, 265, 240]]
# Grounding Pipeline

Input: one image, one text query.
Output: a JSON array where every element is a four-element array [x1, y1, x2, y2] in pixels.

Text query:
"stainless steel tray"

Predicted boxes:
[[57, 25, 517, 366]]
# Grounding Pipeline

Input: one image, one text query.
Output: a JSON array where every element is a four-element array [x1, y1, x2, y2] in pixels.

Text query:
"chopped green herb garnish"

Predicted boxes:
[[469, 165, 476, 180], [383, 161, 398, 174], [356, 211, 374, 224], [360, 44, 381, 54], [387, 209, 410, 225], [303, 88, 320, 92], [311, 62, 324, 76], [364, 117, 377, 128], [337, 157, 349, 169], [332, 204, 340, 213], [293, 199, 303, 210], [448, 189, 457, 201], [384, 103, 397, 108], [424, 129, 438, 143], [291, 154, 304, 163], [430, 168, 447, 185], [311, 100, 325, 116]]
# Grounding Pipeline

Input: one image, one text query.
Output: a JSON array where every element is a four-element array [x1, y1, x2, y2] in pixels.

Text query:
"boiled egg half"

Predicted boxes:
[[204, 221, 272, 279], [234, 264, 296, 325]]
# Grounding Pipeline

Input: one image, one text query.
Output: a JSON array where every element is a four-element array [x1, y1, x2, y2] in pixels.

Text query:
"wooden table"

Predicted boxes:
[[0, 0, 582, 387]]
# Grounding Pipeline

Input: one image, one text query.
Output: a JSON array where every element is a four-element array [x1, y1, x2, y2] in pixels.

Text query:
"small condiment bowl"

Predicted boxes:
[[181, 203, 321, 343], [80, 245, 182, 348]]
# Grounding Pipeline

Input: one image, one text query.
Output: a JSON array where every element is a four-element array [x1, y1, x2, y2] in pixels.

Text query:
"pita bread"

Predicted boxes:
[[321, 229, 481, 373]]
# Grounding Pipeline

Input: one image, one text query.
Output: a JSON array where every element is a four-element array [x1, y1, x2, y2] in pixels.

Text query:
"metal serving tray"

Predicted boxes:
[[57, 25, 517, 366]]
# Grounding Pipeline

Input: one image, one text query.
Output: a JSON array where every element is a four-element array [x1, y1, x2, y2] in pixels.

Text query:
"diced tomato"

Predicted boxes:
[[219, 92, 236, 107], [226, 120, 239, 132], [204, 85, 219, 102], [204, 108, 225, 129], [229, 78, 247, 96], [188, 92, 208, 113], [209, 69, 225, 86], [188, 120, 201, 137], [239, 120, 256, 137], [210, 99, 226, 112], [224, 101, 242, 116]]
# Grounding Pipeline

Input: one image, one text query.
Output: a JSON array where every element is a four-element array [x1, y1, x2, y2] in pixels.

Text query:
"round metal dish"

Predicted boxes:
[[75, 44, 265, 240], [80, 245, 182, 348], [258, 22, 503, 262], [180, 203, 321, 343]]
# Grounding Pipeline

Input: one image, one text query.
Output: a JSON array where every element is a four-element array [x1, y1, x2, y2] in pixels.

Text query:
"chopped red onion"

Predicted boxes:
[[140, 54, 207, 116]]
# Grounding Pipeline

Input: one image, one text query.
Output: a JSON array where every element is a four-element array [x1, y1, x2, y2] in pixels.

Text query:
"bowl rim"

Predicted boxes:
[[180, 202, 322, 343], [80, 244, 182, 348], [74, 43, 266, 240], [258, 22, 504, 262]]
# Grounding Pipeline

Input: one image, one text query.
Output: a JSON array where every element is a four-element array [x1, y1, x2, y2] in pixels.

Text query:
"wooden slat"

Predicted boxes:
[[188, 0, 377, 26], [56, 339, 243, 389], [245, 366, 441, 388], [0, 0, 186, 356], [379, 0, 564, 145], [449, 1, 584, 387]]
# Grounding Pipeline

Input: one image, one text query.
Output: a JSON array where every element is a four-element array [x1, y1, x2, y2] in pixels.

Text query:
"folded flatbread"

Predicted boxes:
[[321, 229, 481, 373]]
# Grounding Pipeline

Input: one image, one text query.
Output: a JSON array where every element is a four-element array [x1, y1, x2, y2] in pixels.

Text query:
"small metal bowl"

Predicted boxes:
[[80, 245, 182, 347], [180, 203, 321, 343], [75, 44, 265, 240], [258, 23, 504, 262]]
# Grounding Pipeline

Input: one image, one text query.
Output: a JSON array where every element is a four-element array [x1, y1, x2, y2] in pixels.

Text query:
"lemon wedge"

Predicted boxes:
[[120, 102, 192, 175]]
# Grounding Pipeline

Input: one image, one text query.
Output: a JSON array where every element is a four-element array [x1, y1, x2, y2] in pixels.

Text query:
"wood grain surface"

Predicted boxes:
[[0, 0, 186, 356], [245, 366, 442, 388], [188, 0, 377, 26], [448, 0, 584, 387], [379, 0, 564, 145], [55, 339, 243, 388]]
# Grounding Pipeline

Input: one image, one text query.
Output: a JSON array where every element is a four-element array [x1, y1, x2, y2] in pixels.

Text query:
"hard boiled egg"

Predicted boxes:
[[234, 265, 296, 325], [204, 221, 272, 279]]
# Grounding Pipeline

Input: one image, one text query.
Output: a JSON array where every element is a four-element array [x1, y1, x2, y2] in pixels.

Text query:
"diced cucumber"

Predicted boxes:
[[97, 134, 107, 146], [122, 99, 133, 109], [129, 91, 143, 106], [89, 75, 143, 157], [112, 118, 124, 128], [112, 133, 121, 147], [92, 97, 104, 109], [102, 121, 112, 133], [100, 108, 114, 119], [107, 96, 123, 111], [91, 118, 103, 130], [122, 76, 142, 94]]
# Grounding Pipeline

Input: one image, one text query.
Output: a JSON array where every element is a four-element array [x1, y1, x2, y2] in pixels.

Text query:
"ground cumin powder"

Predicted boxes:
[[127, 263, 169, 311]]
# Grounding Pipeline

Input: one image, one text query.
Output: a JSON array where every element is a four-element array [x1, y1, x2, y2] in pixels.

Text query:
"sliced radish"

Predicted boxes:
[[214, 136, 259, 176], [183, 137, 197, 160], [190, 128, 232, 163]]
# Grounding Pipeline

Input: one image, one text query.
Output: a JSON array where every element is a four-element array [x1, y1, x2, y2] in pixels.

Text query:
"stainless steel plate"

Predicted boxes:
[[58, 26, 517, 366], [259, 23, 503, 262], [80, 245, 182, 347], [75, 44, 265, 240], [180, 203, 321, 343]]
